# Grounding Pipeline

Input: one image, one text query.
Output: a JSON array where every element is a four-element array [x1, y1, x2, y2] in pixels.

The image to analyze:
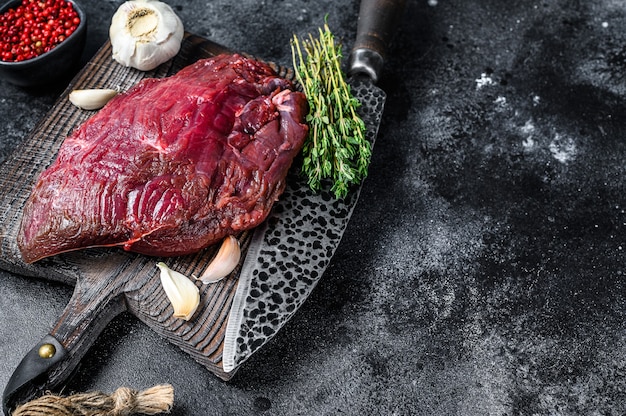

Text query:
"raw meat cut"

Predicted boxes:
[[18, 53, 308, 263]]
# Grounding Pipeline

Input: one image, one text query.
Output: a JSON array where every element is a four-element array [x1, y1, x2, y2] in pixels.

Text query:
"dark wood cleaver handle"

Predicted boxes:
[[2, 255, 130, 415], [349, 0, 407, 82]]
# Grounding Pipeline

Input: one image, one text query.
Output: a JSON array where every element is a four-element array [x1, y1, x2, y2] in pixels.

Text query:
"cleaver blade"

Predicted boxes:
[[223, 0, 407, 373]]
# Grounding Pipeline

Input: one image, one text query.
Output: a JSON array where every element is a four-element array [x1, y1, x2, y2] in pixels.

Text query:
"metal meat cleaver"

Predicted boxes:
[[222, 0, 407, 372], [1, 0, 406, 413]]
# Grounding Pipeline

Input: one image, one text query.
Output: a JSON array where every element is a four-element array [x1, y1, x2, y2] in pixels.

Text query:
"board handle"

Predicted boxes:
[[349, 0, 407, 83], [2, 269, 127, 415]]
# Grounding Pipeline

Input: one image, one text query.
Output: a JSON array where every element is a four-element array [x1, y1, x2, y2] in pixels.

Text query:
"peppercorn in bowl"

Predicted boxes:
[[0, 0, 87, 87]]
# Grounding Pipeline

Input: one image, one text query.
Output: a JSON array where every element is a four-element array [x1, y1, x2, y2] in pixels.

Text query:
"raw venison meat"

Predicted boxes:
[[18, 53, 308, 263]]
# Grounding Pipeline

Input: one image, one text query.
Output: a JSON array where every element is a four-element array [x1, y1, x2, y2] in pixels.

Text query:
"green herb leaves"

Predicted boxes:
[[291, 22, 370, 199]]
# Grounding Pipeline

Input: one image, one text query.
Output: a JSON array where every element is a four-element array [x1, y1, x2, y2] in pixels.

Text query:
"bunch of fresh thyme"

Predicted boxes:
[[291, 22, 370, 199]]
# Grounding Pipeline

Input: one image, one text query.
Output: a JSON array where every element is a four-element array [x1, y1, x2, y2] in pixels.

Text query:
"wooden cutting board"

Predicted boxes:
[[0, 33, 285, 382]]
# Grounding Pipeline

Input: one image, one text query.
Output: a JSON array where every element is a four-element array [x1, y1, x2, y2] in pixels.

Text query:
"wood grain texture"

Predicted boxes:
[[0, 34, 265, 384]]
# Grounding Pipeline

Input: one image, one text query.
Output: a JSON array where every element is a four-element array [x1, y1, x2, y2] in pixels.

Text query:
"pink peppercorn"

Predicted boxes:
[[0, 0, 80, 62]]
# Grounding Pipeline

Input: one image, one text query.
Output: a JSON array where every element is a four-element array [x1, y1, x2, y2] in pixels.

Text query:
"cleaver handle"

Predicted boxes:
[[2, 259, 128, 415], [349, 0, 407, 83]]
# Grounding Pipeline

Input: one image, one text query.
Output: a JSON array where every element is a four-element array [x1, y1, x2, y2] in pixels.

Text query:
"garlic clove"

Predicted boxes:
[[151, 3, 182, 43], [69, 89, 119, 110], [109, 0, 184, 71], [196, 235, 241, 284], [131, 39, 177, 72], [156, 262, 200, 321], [111, 33, 137, 66], [131, 41, 161, 70]]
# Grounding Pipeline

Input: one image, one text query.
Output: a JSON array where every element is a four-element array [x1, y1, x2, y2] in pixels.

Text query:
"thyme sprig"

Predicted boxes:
[[291, 22, 370, 199]]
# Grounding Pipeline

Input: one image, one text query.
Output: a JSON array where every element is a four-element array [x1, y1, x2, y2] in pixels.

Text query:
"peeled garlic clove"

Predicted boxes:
[[109, 0, 184, 71], [196, 235, 241, 284], [156, 262, 200, 321], [69, 89, 119, 110]]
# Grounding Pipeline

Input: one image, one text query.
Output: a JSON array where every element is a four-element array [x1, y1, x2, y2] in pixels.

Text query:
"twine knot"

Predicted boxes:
[[111, 387, 138, 416]]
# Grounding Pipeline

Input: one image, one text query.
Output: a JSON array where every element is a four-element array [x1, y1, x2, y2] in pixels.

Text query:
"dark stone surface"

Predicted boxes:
[[1, 0, 625, 414]]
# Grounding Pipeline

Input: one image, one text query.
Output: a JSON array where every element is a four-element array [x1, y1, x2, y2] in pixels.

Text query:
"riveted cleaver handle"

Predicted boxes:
[[2, 335, 67, 416], [2, 266, 127, 415], [349, 0, 407, 82]]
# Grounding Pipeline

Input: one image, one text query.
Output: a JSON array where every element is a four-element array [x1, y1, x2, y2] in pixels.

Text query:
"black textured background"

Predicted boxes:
[[1, 0, 625, 414]]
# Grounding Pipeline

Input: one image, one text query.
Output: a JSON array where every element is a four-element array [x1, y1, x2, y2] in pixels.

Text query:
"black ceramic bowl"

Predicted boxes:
[[0, 0, 87, 87]]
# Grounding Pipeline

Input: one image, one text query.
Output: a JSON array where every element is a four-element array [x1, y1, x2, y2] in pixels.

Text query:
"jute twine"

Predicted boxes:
[[11, 384, 174, 416]]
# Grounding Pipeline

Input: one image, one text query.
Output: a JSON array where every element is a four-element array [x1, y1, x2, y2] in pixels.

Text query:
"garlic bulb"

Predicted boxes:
[[69, 89, 118, 110], [195, 235, 241, 284], [109, 0, 184, 71], [156, 262, 200, 321]]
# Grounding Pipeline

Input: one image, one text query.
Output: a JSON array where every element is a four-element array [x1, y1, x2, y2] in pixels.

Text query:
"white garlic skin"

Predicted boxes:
[[196, 235, 241, 284], [110, 0, 184, 71], [156, 262, 200, 321], [69, 89, 119, 110]]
